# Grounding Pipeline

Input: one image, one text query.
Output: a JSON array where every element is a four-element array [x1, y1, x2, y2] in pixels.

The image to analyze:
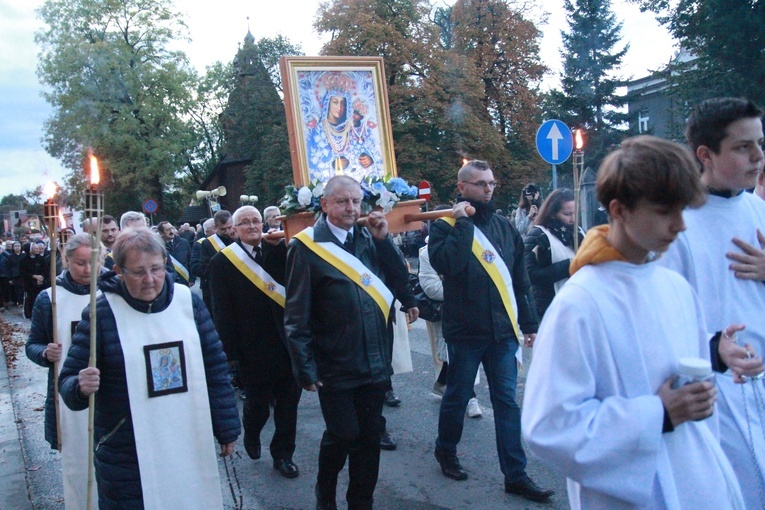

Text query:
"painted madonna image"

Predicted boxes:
[[281, 57, 397, 186], [302, 71, 383, 182]]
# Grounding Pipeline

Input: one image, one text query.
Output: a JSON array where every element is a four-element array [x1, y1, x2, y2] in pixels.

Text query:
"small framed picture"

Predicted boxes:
[[143, 341, 188, 398], [280, 56, 397, 186]]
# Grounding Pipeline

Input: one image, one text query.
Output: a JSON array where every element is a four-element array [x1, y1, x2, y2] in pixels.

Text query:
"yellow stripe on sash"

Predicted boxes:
[[438, 217, 521, 339], [208, 235, 225, 252], [294, 230, 392, 323], [221, 246, 285, 308], [169, 255, 190, 283]]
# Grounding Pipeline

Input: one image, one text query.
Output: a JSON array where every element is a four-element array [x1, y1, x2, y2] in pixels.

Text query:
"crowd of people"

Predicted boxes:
[[8, 96, 765, 509]]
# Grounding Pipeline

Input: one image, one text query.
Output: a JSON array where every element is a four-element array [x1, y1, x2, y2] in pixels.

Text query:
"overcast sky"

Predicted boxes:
[[0, 0, 675, 198]]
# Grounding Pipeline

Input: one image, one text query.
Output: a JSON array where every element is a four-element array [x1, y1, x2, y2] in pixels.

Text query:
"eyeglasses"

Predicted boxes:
[[462, 180, 499, 189], [122, 266, 165, 279], [236, 219, 263, 228]]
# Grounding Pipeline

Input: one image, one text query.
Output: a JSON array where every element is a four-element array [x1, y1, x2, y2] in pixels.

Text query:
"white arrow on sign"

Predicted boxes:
[[546, 122, 563, 161]]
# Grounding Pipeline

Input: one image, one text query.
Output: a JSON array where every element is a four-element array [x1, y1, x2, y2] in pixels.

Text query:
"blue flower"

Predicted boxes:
[[387, 177, 409, 195]]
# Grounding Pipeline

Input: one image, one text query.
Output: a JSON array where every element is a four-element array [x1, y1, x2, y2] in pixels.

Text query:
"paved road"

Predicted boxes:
[[1, 303, 567, 510]]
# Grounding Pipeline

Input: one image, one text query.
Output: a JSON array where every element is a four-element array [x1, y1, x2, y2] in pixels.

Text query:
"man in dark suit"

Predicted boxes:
[[192, 211, 234, 315], [158, 221, 194, 287], [284, 175, 418, 510], [210, 206, 301, 479]]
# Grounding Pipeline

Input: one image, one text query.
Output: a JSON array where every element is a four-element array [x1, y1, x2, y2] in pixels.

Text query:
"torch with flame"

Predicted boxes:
[[84, 152, 103, 510], [572, 129, 585, 252], [42, 181, 64, 451]]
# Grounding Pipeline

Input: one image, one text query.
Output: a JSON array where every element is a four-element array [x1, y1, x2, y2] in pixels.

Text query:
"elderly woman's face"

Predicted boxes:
[[116, 250, 166, 302]]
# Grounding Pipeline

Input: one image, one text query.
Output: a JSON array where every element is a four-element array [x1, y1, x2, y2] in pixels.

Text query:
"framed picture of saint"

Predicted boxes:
[[280, 56, 398, 186], [143, 341, 188, 398]]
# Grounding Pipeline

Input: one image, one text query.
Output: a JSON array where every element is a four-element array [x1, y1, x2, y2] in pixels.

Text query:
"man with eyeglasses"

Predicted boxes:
[[59, 227, 240, 508], [209, 206, 302, 479], [428, 160, 552, 502], [195, 210, 235, 316]]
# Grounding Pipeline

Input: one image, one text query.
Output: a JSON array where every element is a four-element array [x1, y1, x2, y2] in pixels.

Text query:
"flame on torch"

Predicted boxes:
[[89, 154, 100, 187], [59, 210, 67, 230], [462, 158, 469, 166], [43, 182, 57, 202], [574, 129, 585, 151]]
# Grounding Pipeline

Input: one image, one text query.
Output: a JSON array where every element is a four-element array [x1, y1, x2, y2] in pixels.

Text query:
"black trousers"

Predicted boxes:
[[242, 375, 302, 461], [316, 383, 385, 510]]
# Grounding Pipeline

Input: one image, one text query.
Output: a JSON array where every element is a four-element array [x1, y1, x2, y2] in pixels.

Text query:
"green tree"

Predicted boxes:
[[631, 0, 765, 107], [548, 0, 629, 166], [448, 0, 548, 202], [36, 0, 197, 221], [220, 31, 294, 208]]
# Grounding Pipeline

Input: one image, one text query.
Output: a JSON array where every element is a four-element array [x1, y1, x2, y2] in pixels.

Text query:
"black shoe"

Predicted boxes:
[[273, 458, 299, 478], [379, 431, 397, 451], [315, 484, 338, 510], [505, 475, 554, 502], [244, 440, 261, 460], [384, 390, 401, 407], [434, 447, 467, 481]]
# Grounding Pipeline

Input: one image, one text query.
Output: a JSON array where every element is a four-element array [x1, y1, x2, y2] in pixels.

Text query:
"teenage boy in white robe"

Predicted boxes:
[[660, 97, 765, 508], [523, 136, 759, 509]]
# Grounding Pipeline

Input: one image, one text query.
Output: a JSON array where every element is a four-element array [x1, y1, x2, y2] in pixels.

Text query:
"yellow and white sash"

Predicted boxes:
[[439, 217, 521, 339], [46, 287, 98, 510], [168, 254, 190, 283], [294, 227, 394, 323], [220, 243, 285, 307], [207, 234, 225, 252]]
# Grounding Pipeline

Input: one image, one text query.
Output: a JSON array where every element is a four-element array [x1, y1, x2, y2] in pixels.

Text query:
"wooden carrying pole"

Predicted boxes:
[[263, 206, 475, 242]]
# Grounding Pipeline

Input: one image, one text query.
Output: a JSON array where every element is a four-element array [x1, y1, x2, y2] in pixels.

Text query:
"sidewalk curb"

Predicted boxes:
[[0, 328, 33, 510]]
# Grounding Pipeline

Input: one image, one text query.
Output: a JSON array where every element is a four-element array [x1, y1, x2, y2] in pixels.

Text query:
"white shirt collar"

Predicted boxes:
[[326, 219, 352, 244]]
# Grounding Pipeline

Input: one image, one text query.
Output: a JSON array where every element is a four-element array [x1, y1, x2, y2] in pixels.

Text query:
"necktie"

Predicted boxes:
[[343, 233, 353, 252], [254, 246, 263, 263]]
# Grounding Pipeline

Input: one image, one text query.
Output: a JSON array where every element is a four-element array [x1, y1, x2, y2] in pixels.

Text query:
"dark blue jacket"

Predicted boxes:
[[59, 273, 240, 508]]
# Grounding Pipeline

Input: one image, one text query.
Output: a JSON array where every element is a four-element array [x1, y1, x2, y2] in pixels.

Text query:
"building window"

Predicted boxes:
[[638, 111, 650, 133]]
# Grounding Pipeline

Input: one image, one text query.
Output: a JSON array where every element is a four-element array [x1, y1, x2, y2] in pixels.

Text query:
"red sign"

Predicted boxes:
[[418, 180, 431, 202]]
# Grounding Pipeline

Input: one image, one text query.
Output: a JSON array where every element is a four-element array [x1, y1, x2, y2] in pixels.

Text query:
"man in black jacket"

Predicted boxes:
[[192, 211, 234, 315], [158, 221, 195, 287], [428, 160, 553, 503], [210, 206, 301, 479], [284, 175, 417, 510]]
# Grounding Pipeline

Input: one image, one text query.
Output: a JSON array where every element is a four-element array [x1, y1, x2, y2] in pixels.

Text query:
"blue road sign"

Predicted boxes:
[[142, 198, 159, 214], [536, 120, 573, 165]]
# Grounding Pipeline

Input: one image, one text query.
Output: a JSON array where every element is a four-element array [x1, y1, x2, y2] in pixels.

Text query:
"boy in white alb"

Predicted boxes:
[[660, 97, 765, 508], [523, 136, 757, 509]]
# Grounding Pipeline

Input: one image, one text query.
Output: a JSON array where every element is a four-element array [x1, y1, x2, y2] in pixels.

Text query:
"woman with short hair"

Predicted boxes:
[[59, 227, 240, 509]]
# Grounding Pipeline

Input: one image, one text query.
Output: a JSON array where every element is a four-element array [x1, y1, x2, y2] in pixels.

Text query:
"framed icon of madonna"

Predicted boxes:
[[279, 56, 398, 187]]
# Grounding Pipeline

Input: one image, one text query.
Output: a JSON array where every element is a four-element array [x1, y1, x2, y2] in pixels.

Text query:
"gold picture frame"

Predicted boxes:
[[279, 56, 398, 187]]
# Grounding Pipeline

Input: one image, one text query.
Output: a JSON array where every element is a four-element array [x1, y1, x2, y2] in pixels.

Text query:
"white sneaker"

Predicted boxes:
[[432, 382, 446, 400], [467, 398, 482, 418]]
